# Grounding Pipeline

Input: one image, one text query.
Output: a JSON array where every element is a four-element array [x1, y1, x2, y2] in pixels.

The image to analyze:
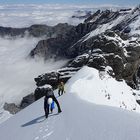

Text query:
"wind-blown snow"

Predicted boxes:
[[66, 66, 140, 112]]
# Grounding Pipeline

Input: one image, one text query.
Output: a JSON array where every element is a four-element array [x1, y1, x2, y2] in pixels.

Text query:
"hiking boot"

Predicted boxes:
[[45, 113, 48, 118], [58, 110, 62, 113]]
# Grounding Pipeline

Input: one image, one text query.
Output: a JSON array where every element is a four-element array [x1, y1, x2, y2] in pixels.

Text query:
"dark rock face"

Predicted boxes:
[[68, 54, 89, 68], [28, 23, 74, 38], [28, 24, 52, 37], [0, 26, 27, 37], [20, 94, 35, 109], [84, 9, 120, 25], [72, 10, 92, 19], [87, 54, 106, 70], [0, 23, 74, 38], [3, 94, 35, 114], [35, 72, 60, 87], [30, 26, 80, 59], [136, 100, 140, 105], [35, 67, 80, 87], [34, 67, 80, 100]]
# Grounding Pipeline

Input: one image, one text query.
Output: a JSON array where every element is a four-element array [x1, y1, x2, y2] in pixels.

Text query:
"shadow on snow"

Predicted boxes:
[[21, 113, 59, 127]]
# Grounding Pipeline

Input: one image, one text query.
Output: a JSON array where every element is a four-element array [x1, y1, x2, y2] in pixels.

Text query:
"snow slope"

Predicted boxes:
[[67, 66, 140, 113], [1, 66, 140, 140], [1, 86, 140, 140]]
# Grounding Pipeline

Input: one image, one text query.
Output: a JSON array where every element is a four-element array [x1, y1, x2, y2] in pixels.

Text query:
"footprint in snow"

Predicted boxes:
[[34, 136, 39, 140], [45, 128, 48, 132], [42, 131, 54, 139], [39, 129, 43, 132]]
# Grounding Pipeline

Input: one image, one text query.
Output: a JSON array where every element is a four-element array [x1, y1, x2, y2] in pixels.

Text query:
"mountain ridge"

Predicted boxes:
[[1, 66, 140, 140], [30, 6, 140, 89], [1, 5, 140, 121]]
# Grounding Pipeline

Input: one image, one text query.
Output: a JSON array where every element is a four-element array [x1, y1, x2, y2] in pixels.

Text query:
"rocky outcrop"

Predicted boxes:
[[85, 9, 120, 25], [72, 10, 92, 19], [35, 67, 80, 87], [3, 103, 20, 114], [20, 94, 35, 109], [34, 28, 140, 88], [28, 23, 74, 38], [3, 94, 35, 114], [34, 67, 80, 100], [30, 25, 80, 59], [35, 71, 60, 87], [0, 26, 27, 37], [0, 23, 74, 38]]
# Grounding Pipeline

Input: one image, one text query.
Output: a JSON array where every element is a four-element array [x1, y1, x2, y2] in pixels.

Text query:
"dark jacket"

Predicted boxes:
[[46, 89, 54, 97], [44, 88, 62, 113]]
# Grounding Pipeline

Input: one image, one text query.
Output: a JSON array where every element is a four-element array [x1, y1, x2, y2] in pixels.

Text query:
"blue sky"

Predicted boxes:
[[0, 0, 139, 6]]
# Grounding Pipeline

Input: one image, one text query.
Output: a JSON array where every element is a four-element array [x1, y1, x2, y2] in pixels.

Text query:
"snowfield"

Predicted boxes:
[[1, 66, 140, 140], [66, 66, 140, 113]]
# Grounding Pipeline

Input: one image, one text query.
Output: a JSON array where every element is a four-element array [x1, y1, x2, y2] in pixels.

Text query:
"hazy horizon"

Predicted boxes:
[[0, 0, 139, 7]]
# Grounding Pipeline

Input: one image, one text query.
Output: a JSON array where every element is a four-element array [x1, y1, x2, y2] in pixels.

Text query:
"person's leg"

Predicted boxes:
[[58, 89, 61, 96], [44, 101, 47, 117], [44, 107, 47, 116], [61, 89, 64, 95], [45, 104, 49, 118], [52, 96, 62, 113]]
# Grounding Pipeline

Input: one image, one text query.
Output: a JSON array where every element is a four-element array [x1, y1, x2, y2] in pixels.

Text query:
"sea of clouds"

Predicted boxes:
[[0, 4, 123, 27], [0, 4, 125, 123]]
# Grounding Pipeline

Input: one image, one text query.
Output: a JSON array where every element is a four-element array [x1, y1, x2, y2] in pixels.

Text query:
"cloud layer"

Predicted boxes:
[[0, 36, 68, 105], [0, 4, 123, 27]]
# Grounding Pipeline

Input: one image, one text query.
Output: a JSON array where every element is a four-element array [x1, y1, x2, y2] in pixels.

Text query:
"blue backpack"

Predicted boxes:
[[51, 101, 55, 110]]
